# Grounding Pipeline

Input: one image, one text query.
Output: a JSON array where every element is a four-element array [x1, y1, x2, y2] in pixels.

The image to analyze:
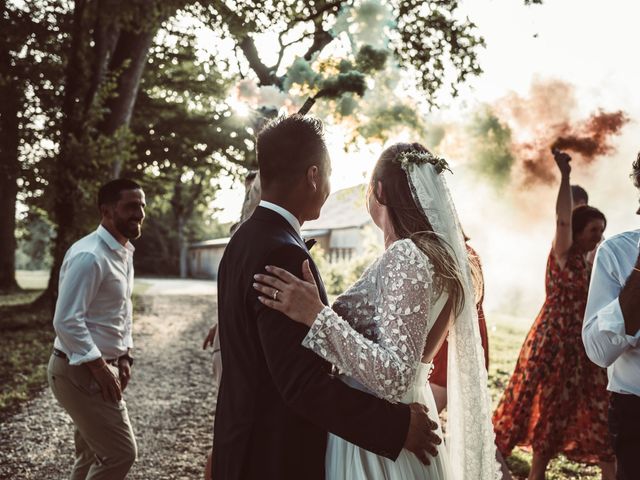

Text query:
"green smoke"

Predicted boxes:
[[467, 105, 515, 187], [356, 45, 388, 73], [358, 103, 427, 143]]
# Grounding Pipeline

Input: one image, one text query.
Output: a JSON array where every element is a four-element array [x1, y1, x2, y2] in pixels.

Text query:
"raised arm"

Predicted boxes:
[[302, 239, 435, 403], [552, 149, 573, 268]]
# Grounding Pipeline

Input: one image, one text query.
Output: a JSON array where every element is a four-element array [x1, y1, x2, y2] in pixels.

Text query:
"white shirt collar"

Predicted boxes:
[[97, 225, 135, 253], [259, 200, 301, 235]]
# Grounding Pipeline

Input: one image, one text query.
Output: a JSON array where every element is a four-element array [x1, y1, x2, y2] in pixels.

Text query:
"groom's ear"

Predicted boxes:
[[376, 180, 384, 202], [306, 165, 319, 191]]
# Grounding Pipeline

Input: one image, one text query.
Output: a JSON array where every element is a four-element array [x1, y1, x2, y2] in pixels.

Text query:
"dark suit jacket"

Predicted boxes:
[[212, 206, 410, 480]]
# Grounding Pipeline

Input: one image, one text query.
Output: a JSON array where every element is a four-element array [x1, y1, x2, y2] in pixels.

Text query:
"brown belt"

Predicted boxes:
[[53, 348, 118, 366]]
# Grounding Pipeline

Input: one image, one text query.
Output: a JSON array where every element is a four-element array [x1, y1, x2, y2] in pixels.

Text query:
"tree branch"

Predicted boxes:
[[213, 1, 278, 86], [84, 0, 121, 114], [303, 19, 334, 61], [274, 30, 316, 72]]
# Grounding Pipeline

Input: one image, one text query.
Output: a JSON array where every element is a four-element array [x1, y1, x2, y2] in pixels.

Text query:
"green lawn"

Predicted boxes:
[[488, 313, 602, 479], [16, 270, 50, 290], [0, 282, 52, 420]]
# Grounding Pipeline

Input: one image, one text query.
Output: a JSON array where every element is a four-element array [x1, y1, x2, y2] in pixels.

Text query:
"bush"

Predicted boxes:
[[312, 226, 383, 296]]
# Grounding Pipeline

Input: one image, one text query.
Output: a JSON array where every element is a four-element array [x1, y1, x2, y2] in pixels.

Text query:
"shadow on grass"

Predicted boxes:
[[0, 290, 53, 421]]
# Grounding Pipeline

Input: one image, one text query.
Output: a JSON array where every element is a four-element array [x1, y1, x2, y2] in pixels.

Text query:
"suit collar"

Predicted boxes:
[[258, 200, 301, 235], [252, 206, 307, 250]]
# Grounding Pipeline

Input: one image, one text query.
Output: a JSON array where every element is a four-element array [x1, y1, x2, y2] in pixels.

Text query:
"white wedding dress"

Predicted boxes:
[[302, 238, 453, 479]]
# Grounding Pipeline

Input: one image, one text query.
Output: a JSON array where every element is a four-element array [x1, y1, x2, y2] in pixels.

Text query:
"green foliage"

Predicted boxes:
[[0, 324, 53, 419], [0, 290, 53, 418], [316, 226, 383, 295], [318, 71, 367, 99], [15, 213, 54, 270], [3, 0, 547, 288], [126, 22, 252, 274], [358, 103, 428, 143], [392, 0, 485, 106]]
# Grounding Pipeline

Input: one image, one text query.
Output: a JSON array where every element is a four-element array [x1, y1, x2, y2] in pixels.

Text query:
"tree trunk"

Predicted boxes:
[[0, 45, 21, 293], [177, 214, 188, 278], [101, 28, 155, 177], [39, 0, 92, 309], [83, 0, 121, 114], [41, 6, 156, 306]]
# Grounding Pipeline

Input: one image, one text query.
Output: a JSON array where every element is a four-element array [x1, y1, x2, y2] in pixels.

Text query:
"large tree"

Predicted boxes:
[[40, 0, 192, 304], [126, 25, 251, 277], [0, 0, 543, 303], [0, 0, 69, 293]]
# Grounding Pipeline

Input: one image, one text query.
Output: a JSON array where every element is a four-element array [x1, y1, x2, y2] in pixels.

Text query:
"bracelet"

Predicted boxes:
[[634, 267, 640, 274]]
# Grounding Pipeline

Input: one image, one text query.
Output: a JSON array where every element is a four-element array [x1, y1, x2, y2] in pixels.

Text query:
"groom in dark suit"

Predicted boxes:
[[212, 115, 439, 480]]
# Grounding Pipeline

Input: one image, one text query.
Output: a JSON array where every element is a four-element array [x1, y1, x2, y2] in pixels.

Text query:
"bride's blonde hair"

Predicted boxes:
[[369, 142, 468, 316]]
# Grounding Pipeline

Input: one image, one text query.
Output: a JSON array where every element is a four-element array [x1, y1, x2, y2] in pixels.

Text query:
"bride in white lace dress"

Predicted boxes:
[[254, 143, 499, 480]]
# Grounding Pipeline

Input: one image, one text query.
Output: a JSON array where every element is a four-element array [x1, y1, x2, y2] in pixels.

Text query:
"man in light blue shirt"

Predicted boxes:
[[583, 155, 640, 480], [48, 178, 145, 480]]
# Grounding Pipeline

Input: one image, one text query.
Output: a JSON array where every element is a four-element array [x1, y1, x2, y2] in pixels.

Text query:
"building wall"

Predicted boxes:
[[187, 222, 381, 277], [188, 246, 226, 279]]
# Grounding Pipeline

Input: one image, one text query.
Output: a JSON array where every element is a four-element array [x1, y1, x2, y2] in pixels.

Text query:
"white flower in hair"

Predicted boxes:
[[394, 150, 452, 174]]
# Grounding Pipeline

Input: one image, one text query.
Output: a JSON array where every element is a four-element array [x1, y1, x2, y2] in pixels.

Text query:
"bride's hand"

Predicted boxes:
[[253, 260, 325, 327]]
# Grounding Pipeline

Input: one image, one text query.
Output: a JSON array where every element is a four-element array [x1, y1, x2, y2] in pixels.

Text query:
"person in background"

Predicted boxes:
[[47, 179, 144, 480], [583, 154, 640, 480], [492, 151, 615, 480], [572, 184, 589, 207], [429, 238, 489, 412]]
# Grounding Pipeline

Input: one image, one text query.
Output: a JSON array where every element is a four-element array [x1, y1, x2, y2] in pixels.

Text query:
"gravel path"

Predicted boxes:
[[0, 294, 218, 480]]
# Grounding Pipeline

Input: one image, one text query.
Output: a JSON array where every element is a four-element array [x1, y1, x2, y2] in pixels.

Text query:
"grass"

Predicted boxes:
[[16, 270, 50, 290], [0, 287, 53, 420], [488, 313, 602, 479]]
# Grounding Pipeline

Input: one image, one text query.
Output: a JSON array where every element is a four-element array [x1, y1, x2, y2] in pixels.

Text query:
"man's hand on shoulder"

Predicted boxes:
[[403, 402, 441, 465]]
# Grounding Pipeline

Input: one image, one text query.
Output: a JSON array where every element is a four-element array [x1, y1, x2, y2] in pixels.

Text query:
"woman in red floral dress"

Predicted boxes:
[[492, 151, 615, 480]]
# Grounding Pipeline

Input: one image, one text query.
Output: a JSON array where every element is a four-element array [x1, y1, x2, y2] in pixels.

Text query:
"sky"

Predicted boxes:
[[209, 0, 640, 317]]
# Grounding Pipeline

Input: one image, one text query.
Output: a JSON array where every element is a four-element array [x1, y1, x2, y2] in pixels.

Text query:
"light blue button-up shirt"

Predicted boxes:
[[583, 229, 640, 395], [53, 225, 135, 365]]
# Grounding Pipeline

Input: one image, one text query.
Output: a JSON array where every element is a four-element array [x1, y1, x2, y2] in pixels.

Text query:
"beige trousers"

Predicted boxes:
[[47, 354, 137, 480]]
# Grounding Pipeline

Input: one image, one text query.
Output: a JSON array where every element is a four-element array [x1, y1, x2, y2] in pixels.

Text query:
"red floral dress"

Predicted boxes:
[[492, 248, 614, 463]]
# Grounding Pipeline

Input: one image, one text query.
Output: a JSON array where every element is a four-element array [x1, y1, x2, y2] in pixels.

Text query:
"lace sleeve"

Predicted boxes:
[[302, 240, 434, 402], [330, 262, 377, 332]]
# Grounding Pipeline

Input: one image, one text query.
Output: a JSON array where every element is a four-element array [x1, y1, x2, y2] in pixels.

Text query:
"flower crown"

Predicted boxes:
[[394, 150, 452, 174]]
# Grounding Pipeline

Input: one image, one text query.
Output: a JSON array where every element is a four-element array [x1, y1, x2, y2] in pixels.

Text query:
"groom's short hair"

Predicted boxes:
[[257, 115, 328, 188]]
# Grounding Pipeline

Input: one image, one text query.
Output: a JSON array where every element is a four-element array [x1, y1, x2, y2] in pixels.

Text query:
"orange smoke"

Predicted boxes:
[[551, 110, 629, 160], [495, 79, 629, 185]]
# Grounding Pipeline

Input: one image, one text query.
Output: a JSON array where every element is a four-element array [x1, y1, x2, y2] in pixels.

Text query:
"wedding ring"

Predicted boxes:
[[273, 290, 279, 301]]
